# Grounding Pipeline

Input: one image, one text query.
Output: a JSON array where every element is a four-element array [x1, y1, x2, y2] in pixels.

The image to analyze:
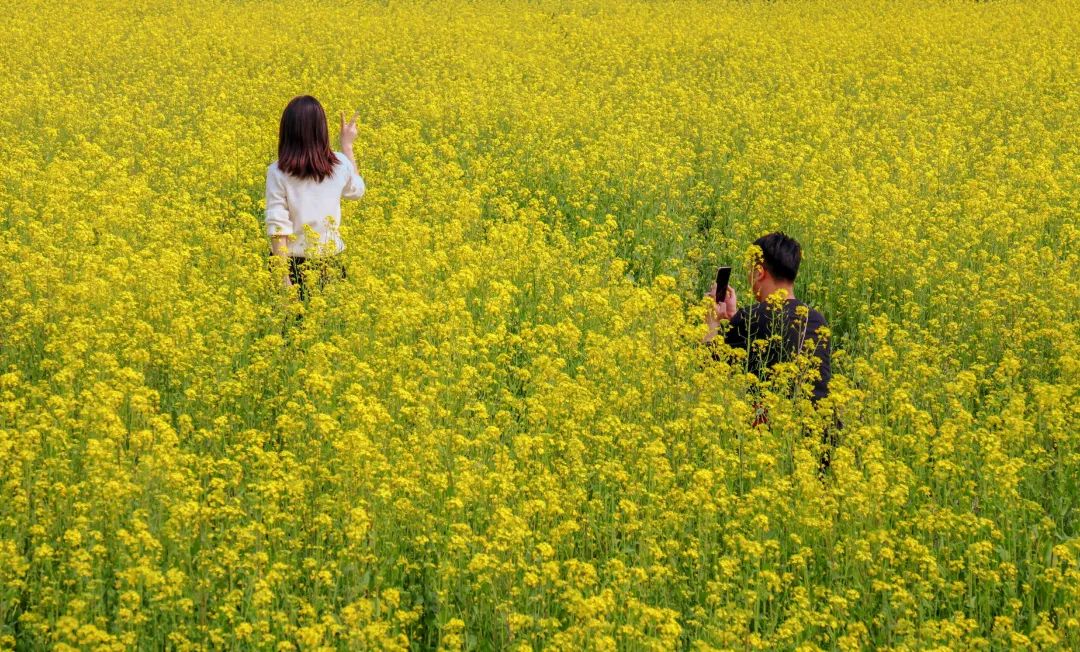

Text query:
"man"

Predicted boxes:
[[703, 233, 835, 458]]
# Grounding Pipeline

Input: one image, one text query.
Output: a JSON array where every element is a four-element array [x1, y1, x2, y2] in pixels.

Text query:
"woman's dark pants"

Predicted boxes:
[[268, 252, 347, 307]]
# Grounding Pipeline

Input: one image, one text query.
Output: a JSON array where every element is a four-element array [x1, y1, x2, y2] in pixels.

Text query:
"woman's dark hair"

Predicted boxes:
[[277, 95, 339, 182], [754, 232, 802, 282]]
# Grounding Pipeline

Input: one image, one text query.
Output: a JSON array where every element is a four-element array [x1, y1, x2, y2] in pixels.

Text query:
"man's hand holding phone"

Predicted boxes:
[[703, 282, 738, 343], [715, 284, 737, 320]]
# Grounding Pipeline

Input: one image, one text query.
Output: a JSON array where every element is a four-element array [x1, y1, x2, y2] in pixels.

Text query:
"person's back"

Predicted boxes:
[[717, 296, 831, 403], [266, 149, 365, 257]]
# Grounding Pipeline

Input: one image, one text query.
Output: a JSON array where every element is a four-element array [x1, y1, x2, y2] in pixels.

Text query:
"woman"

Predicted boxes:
[[265, 95, 366, 302]]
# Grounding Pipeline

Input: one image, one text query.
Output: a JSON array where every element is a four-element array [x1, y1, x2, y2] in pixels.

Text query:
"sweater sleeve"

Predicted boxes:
[[707, 306, 752, 362], [723, 306, 752, 351], [265, 165, 293, 237], [341, 156, 366, 201]]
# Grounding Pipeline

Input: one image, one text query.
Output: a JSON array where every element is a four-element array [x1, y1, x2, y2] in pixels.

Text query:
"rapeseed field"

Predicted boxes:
[[1, 0, 1078, 649]]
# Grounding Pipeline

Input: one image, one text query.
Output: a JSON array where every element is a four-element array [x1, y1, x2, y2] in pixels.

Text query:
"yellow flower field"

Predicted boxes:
[[1, 0, 1078, 649]]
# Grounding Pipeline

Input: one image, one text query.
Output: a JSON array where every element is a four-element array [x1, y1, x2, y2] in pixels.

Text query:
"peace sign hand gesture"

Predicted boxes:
[[340, 110, 359, 151]]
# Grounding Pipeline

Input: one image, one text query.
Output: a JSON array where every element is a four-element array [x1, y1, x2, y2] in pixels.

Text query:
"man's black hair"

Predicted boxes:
[[754, 232, 801, 282]]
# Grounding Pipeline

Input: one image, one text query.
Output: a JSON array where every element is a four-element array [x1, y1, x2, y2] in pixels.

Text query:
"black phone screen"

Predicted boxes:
[[715, 266, 732, 302]]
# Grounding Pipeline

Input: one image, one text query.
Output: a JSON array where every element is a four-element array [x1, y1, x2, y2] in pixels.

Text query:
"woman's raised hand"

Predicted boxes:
[[340, 110, 359, 151]]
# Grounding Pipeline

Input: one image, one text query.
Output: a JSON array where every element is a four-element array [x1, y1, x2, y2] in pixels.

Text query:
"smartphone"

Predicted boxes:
[[714, 266, 732, 302]]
